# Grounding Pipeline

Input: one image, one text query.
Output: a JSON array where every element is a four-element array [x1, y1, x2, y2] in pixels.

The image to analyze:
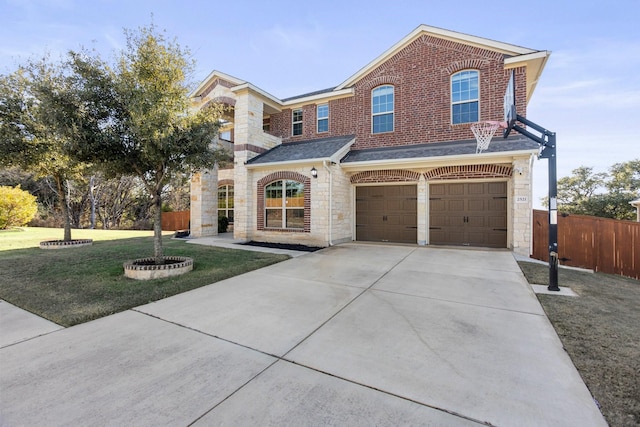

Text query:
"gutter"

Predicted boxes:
[[339, 149, 539, 171]]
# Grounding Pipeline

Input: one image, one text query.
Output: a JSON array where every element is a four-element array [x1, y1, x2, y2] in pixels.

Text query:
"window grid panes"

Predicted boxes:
[[451, 70, 479, 124], [372, 85, 394, 133], [218, 185, 234, 223], [317, 104, 328, 133], [292, 109, 303, 136], [264, 180, 304, 229]]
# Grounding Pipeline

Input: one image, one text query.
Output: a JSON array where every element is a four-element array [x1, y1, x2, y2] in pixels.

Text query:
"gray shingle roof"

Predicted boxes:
[[340, 135, 539, 163], [246, 135, 356, 165], [281, 87, 337, 102]]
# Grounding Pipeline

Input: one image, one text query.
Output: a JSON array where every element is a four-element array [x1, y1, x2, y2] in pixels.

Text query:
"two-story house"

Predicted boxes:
[[189, 24, 550, 255]]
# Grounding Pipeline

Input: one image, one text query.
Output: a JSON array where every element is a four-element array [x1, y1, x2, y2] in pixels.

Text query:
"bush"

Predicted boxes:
[[218, 216, 229, 233], [0, 186, 38, 229]]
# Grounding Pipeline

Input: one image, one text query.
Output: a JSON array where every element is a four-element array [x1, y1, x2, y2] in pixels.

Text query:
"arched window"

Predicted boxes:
[[372, 85, 394, 133], [218, 184, 234, 223], [451, 70, 479, 124], [264, 179, 304, 229]]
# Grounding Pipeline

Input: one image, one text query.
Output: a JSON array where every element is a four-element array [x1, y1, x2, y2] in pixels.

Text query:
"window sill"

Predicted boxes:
[[262, 227, 307, 233]]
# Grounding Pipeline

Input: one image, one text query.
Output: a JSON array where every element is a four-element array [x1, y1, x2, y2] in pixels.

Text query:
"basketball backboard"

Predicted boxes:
[[503, 70, 516, 137]]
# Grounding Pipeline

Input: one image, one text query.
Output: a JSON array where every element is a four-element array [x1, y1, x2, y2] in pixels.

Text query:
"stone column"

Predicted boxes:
[[417, 175, 428, 246], [190, 166, 218, 237], [511, 157, 533, 255]]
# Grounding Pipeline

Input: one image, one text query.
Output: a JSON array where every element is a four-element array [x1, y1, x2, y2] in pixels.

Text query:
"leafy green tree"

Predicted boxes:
[[0, 60, 88, 240], [69, 25, 227, 263], [0, 186, 38, 229], [606, 160, 640, 194], [544, 160, 640, 220]]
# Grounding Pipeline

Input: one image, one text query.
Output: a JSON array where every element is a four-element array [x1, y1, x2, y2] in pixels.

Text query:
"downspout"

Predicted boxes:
[[323, 160, 333, 246]]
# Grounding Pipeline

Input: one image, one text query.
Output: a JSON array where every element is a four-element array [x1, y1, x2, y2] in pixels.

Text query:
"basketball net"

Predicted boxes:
[[471, 121, 506, 154]]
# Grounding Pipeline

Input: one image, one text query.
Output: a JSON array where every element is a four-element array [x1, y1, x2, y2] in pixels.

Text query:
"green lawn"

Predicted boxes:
[[0, 227, 289, 326]]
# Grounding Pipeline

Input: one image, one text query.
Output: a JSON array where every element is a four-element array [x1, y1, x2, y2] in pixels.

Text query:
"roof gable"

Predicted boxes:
[[335, 24, 549, 102]]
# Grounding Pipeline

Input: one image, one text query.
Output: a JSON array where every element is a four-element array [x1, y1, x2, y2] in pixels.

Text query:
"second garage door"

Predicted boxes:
[[429, 182, 507, 248], [356, 185, 417, 244]]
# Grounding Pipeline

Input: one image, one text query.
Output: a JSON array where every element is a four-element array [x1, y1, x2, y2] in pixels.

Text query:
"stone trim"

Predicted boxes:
[[425, 164, 512, 180], [203, 96, 236, 109], [200, 78, 235, 99], [256, 171, 311, 233], [234, 144, 267, 154], [350, 170, 421, 184], [218, 179, 234, 187]]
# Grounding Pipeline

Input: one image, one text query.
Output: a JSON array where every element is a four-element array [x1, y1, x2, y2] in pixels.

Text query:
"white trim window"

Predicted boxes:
[[317, 104, 329, 133], [451, 70, 479, 124], [218, 185, 234, 223], [264, 180, 304, 229], [292, 109, 303, 136], [372, 85, 394, 133]]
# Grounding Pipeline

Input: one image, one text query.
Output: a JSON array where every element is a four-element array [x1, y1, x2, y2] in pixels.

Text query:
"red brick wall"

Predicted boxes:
[[269, 34, 527, 150]]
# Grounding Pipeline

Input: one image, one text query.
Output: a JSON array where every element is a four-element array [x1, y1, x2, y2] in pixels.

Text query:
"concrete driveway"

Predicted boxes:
[[0, 243, 606, 426]]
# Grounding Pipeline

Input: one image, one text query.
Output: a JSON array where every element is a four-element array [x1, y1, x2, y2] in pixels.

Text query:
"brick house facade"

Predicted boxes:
[[189, 25, 550, 255]]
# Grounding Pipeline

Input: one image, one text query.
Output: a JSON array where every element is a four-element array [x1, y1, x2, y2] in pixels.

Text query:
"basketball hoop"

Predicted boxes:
[[471, 121, 507, 154]]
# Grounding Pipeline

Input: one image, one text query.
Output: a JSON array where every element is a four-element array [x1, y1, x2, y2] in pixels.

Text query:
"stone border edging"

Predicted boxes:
[[123, 256, 193, 280], [40, 239, 93, 249]]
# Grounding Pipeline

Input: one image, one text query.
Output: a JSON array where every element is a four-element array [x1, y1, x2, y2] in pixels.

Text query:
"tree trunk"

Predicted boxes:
[[56, 175, 72, 242], [153, 191, 164, 265], [89, 175, 96, 229]]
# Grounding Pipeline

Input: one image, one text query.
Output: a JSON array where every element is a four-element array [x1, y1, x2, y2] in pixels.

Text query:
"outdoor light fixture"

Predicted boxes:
[[310, 166, 318, 178]]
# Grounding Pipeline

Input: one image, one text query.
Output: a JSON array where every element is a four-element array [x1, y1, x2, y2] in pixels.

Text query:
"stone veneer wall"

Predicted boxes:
[[190, 166, 218, 237], [510, 157, 534, 256]]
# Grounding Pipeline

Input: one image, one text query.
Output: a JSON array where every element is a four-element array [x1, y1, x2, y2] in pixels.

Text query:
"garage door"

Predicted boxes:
[[429, 182, 507, 248], [356, 185, 417, 244]]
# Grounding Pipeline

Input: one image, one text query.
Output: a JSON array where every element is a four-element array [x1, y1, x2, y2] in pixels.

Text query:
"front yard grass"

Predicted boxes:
[[518, 261, 640, 427], [0, 228, 289, 327]]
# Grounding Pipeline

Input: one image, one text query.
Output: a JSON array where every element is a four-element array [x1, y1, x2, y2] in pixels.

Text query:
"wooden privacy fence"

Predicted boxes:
[[161, 211, 190, 231], [532, 209, 639, 279]]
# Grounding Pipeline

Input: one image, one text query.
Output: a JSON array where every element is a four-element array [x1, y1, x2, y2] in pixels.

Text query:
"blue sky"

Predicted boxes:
[[1, 0, 638, 207]]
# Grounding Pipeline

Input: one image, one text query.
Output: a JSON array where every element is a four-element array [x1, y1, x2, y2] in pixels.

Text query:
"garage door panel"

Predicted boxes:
[[403, 199, 417, 210], [430, 200, 446, 212], [448, 184, 465, 195], [489, 215, 507, 228], [467, 216, 485, 228], [468, 183, 485, 195], [468, 199, 485, 211], [487, 232, 507, 246], [489, 199, 507, 211], [488, 182, 507, 194], [429, 182, 507, 248], [356, 185, 417, 244], [448, 200, 465, 211], [430, 185, 446, 197]]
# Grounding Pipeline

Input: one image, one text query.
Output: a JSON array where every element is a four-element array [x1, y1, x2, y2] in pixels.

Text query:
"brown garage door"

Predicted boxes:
[[356, 185, 417, 244], [429, 182, 507, 248]]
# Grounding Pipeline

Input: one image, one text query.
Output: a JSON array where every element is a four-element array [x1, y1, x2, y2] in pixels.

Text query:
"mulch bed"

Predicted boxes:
[[241, 241, 323, 252]]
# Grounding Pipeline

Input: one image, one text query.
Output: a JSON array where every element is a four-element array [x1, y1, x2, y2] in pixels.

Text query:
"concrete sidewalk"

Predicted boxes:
[[0, 244, 606, 426]]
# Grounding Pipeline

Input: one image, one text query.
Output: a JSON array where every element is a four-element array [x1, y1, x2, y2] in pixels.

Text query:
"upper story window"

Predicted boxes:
[[292, 109, 303, 136], [451, 70, 479, 124], [263, 117, 271, 132], [264, 180, 304, 229], [219, 130, 232, 141], [317, 104, 329, 133], [372, 85, 394, 133]]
